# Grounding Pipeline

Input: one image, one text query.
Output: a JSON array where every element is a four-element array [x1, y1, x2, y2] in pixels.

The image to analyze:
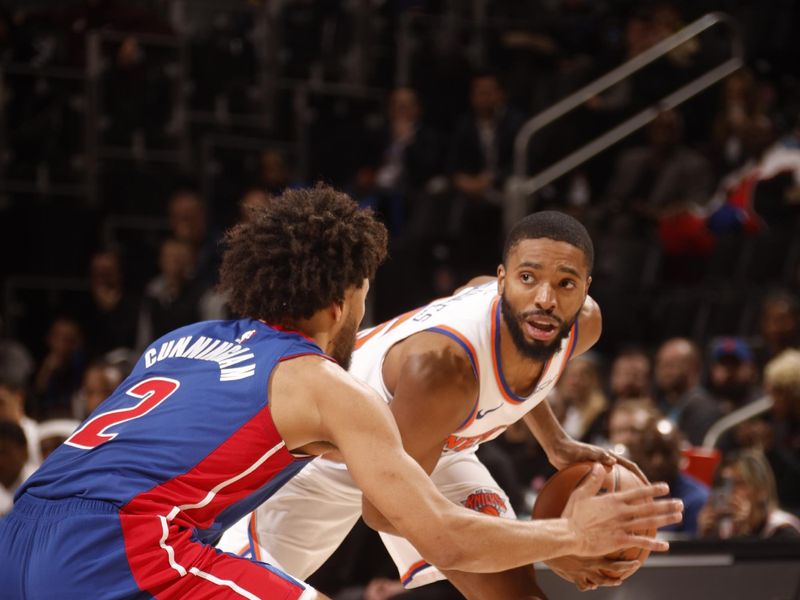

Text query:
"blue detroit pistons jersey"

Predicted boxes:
[[19, 319, 325, 543]]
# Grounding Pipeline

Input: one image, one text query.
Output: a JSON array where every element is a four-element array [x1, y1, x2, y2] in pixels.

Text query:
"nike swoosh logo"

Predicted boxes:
[[476, 404, 503, 419]]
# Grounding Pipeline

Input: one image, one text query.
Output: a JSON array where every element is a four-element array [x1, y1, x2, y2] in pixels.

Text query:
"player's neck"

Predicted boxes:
[[287, 313, 337, 356]]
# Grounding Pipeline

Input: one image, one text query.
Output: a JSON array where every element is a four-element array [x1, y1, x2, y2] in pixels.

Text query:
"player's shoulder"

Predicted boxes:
[[412, 282, 496, 332], [274, 353, 365, 396], [392, 330, 478, 394], [571, 296, 602, 358]]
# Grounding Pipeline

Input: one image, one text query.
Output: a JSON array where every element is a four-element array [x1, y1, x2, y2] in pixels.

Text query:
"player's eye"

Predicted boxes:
[[520, 272, 534, 283], [560, 279, 576, 289]]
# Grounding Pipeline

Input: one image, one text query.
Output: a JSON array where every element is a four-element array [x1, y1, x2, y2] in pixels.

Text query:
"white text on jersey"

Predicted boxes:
[[143, 335, 256, 381]]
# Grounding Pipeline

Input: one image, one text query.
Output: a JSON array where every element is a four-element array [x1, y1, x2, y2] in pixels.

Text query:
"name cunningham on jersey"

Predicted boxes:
[[143, 333, 257, 381]]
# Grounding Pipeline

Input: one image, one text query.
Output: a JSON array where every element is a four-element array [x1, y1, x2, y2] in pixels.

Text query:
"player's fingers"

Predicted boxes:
[[623, 508, 684, 532], [621, 533, 670, 552], [615, 455, 649, 484], [593, 574, 626, 587], [620, 498, 683, 520], [594, 448, 617, 467], [615, 482, 670, 503], [572, 463, 607, 499], [597, 559, 641, 576]]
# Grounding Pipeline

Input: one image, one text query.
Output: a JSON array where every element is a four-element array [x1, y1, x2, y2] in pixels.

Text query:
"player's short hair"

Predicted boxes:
[[219, 183, 388, 324], [502, 211, 594, 274]]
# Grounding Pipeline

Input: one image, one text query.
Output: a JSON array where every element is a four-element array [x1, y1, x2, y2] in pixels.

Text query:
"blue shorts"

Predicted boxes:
[[0, 494, 311, 600]]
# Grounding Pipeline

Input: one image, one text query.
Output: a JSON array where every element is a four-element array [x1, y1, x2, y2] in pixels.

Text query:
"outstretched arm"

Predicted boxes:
[[271, 356, 682, 576]]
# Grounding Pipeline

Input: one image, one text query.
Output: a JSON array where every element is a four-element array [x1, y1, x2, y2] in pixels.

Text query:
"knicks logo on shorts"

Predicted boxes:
[[464, 489, 507, 516]]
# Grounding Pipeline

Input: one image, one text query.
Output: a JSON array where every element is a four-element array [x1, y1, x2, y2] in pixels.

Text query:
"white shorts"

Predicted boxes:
[[218, 450, 515, 589]]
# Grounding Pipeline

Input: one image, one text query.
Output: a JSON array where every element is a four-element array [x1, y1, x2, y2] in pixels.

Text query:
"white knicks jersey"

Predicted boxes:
[[351, 282, 578, 454]]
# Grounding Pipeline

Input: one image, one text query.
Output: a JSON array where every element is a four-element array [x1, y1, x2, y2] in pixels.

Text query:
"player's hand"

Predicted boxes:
[[562, 464, 683, 557], [547, 437, 650, 484], [546, 555, 640, 591], [547, 437, 614, 471]]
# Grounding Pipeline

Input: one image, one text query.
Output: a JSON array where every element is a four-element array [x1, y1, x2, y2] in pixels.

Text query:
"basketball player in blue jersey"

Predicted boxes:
[[221, 211, 666, 599], [0, 188, 682, 600]]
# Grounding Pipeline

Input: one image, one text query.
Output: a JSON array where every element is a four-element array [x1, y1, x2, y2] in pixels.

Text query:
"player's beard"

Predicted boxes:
[[330, 311, 359, 370], [500, 292, 580, 362]]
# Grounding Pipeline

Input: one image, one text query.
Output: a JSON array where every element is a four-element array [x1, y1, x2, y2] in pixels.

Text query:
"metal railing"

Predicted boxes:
[[504, 12, 744, 233]]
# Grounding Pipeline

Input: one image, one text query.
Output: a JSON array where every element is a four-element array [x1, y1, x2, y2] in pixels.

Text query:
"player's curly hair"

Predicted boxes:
[[219, 184, 388, 324]]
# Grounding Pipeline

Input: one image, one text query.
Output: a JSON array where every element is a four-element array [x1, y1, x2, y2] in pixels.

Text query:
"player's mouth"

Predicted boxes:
[[523, 317, 560, 342]]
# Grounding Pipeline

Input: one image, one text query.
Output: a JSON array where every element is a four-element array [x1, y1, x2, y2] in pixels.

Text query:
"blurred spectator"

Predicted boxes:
[[32, 316, 86, 420], [103, 34, 173, 146], [373, 87, 442, 196], [360, 87, 444, 238], [238, 187, 271, 222], [552, 355, 608, 444], [585, 5, 698, 125], [698, 450, 800, 539], [259, 150, 294, 197], [168, 190, 220, 287], [607, 397, 659, 451], [135, 238, 203, 351], [85, 250, 139, 357], [608, 347, 652, 401], [707, 337, 760, 414], [37, 418, 79, 460], [447, 71, 526, 271], [450, 71, 524, 202], [629, 418, 709, 536], [605, 110, 714, 234], [732, 350, 800, 511], [72, 359, 127, 420], [0, 320, 34, 388], [707, 114, 800, 234], [0, 420, 33, 516], [710, 70, 763, 174], [655, 337, 722, 446], [61, 0, 172, 67], [0, 377, 41, 473], [753, 290, 800, 369]]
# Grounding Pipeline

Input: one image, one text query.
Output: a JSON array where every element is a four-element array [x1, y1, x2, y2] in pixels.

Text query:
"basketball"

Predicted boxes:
[[533, 462, 657, 563]]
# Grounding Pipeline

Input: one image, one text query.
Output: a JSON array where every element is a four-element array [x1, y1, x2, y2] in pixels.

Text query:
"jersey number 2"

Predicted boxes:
[[65, 377, 180, 449]]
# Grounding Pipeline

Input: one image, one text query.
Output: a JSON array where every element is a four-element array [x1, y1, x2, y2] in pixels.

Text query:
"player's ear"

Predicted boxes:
[[586, 275, 592, 293], [330, 301, 344, 324], [497, 264, 506, 295]]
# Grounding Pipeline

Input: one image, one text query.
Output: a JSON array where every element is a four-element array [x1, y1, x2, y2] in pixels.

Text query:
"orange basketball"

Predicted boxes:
[[532, 462, 656, 563]]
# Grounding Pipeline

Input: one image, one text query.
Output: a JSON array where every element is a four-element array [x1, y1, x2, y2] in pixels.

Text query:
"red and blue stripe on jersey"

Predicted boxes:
[[19, 318, 325, 543]]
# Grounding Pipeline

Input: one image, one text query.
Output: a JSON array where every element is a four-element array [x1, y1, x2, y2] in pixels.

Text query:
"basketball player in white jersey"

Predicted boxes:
[[219, 211, 658, 598]]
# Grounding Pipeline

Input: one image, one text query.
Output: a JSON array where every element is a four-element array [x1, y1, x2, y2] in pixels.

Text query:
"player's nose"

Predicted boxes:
[[533, 283, 556, 310]]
